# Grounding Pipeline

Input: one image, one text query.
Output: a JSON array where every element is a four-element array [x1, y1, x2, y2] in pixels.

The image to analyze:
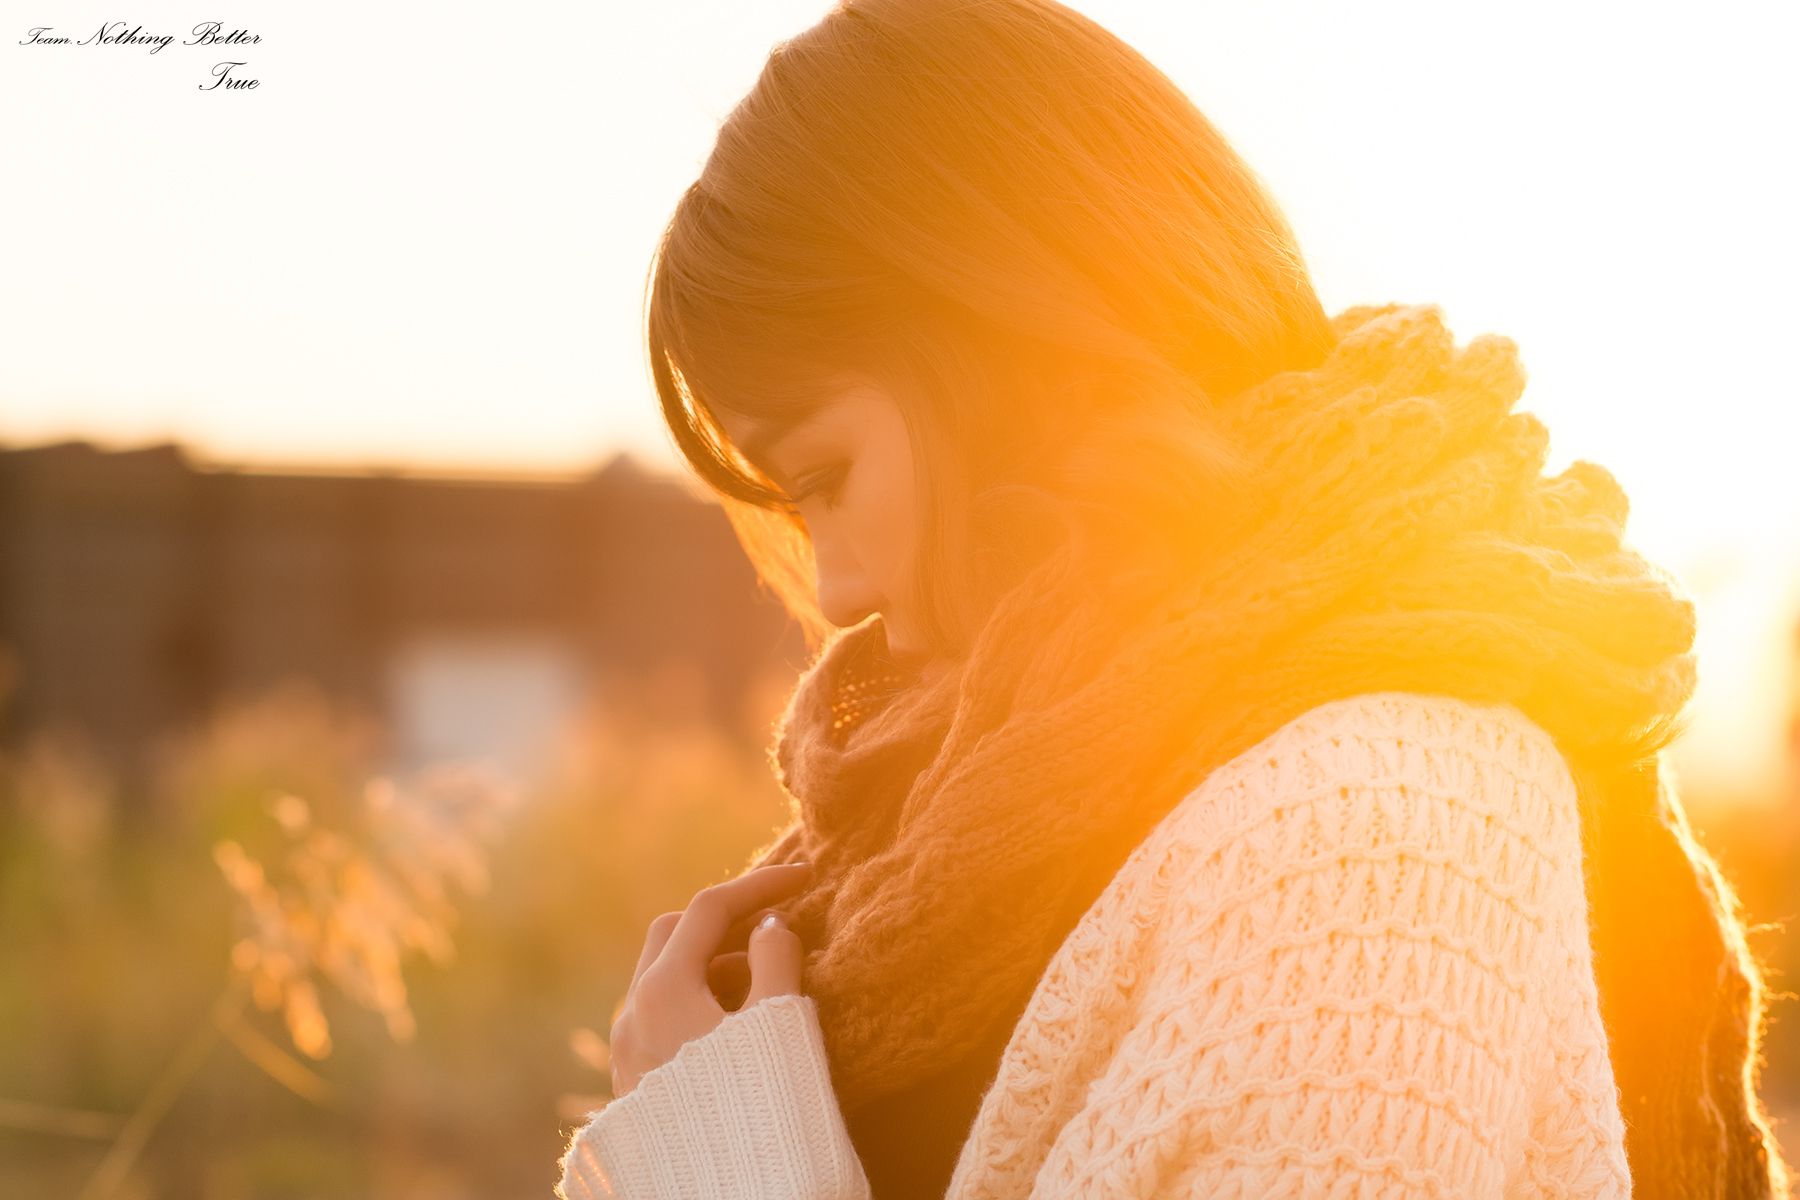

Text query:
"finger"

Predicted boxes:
[[658, 862, 812, 978], [631, 911, 682, 990], [742, 911, 805, 1007]]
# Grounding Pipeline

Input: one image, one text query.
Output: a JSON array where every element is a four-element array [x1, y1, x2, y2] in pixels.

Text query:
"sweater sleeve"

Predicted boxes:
[[1015, 697, 1630, 1198], [554, 992, 871, 1200]]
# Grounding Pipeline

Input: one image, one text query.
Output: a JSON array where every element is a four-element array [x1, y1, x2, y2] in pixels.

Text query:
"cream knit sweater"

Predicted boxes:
[[556, 691, 1633, 1198]]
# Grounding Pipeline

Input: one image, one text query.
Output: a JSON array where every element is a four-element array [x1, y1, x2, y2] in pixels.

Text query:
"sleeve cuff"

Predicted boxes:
[[556, 992, 870, 1200]]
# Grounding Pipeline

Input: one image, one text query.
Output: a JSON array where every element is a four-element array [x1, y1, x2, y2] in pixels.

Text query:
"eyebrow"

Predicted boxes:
[[737, 408, 821, 490]]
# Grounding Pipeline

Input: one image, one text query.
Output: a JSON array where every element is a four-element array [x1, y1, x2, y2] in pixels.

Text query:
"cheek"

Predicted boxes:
[[857, 448, 919, 592]]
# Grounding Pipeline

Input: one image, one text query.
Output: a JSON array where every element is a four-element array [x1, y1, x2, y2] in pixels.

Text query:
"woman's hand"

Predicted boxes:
[[609, 861, 814, 1098]]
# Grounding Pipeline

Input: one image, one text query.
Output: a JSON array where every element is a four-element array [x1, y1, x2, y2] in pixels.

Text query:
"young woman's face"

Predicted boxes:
[[716, 377, 932, 668]]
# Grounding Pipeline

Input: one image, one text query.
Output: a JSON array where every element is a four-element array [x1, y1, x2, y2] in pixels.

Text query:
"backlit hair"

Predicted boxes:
[[644, 0, 1336, 656]]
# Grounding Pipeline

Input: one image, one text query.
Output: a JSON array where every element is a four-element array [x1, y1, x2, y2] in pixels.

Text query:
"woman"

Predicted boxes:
[[558, 0, 1791, 1196]]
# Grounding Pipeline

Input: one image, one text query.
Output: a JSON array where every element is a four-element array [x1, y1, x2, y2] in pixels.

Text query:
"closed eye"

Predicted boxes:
[[792, 462, 850, 511]]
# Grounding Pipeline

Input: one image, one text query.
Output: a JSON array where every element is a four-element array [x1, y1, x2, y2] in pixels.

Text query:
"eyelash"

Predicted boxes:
[[791, 463, 849, 512]]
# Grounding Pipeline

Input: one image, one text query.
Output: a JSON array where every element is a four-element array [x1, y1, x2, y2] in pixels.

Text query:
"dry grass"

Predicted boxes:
[[0, 656, 799, 1198]]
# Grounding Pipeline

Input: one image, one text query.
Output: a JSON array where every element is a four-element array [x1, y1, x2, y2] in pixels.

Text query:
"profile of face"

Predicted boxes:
[[714, 378, 932, 669]]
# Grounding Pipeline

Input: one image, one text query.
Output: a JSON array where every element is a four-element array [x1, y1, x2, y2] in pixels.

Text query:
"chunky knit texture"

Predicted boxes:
[[729, 302, 1787, 1196], [557, 690, 1634, 1199]]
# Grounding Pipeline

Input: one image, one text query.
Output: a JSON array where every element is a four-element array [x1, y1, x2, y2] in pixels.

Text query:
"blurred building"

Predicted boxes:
[[0, 439, 805, 791]]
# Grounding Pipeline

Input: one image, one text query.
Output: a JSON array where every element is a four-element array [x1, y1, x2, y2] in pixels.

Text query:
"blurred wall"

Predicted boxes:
[[0, 440, 805, 795]]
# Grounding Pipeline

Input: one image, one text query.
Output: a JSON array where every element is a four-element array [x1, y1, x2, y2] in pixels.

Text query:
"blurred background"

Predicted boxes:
[[3, 1, 1797, 1196]]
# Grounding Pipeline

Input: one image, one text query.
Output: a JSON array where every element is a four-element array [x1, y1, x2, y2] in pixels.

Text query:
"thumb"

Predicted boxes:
[[742, 911, 804, 1007]]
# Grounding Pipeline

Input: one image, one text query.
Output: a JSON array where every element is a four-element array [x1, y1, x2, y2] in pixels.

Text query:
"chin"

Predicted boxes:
[[883, 629, 929, 668]]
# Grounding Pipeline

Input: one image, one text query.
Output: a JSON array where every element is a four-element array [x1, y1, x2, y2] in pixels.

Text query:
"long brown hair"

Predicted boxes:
[[642, 0, 1790, 1193]]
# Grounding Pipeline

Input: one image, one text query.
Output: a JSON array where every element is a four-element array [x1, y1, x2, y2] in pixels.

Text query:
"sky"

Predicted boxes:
[[3, 0, 1797, 800]]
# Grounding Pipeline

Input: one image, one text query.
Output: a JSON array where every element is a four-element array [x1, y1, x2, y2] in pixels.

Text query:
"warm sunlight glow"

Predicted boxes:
[[3, 0, 1795, 789], [4, 6, 1796, 1194]]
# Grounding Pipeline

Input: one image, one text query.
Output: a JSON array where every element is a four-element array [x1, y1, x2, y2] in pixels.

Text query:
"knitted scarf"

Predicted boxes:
[[735, 303, 1788, 1198]]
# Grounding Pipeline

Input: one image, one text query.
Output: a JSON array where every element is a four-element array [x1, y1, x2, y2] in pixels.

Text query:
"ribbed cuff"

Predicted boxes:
[[556, 993, 869, 1200]]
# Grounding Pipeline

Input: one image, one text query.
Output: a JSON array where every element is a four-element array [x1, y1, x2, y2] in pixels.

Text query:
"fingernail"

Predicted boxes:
[[758, 912, 785, 932]]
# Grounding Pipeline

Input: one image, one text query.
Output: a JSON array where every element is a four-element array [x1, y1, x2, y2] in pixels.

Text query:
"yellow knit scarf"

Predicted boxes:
[[740, 303, 1788, 1198]]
